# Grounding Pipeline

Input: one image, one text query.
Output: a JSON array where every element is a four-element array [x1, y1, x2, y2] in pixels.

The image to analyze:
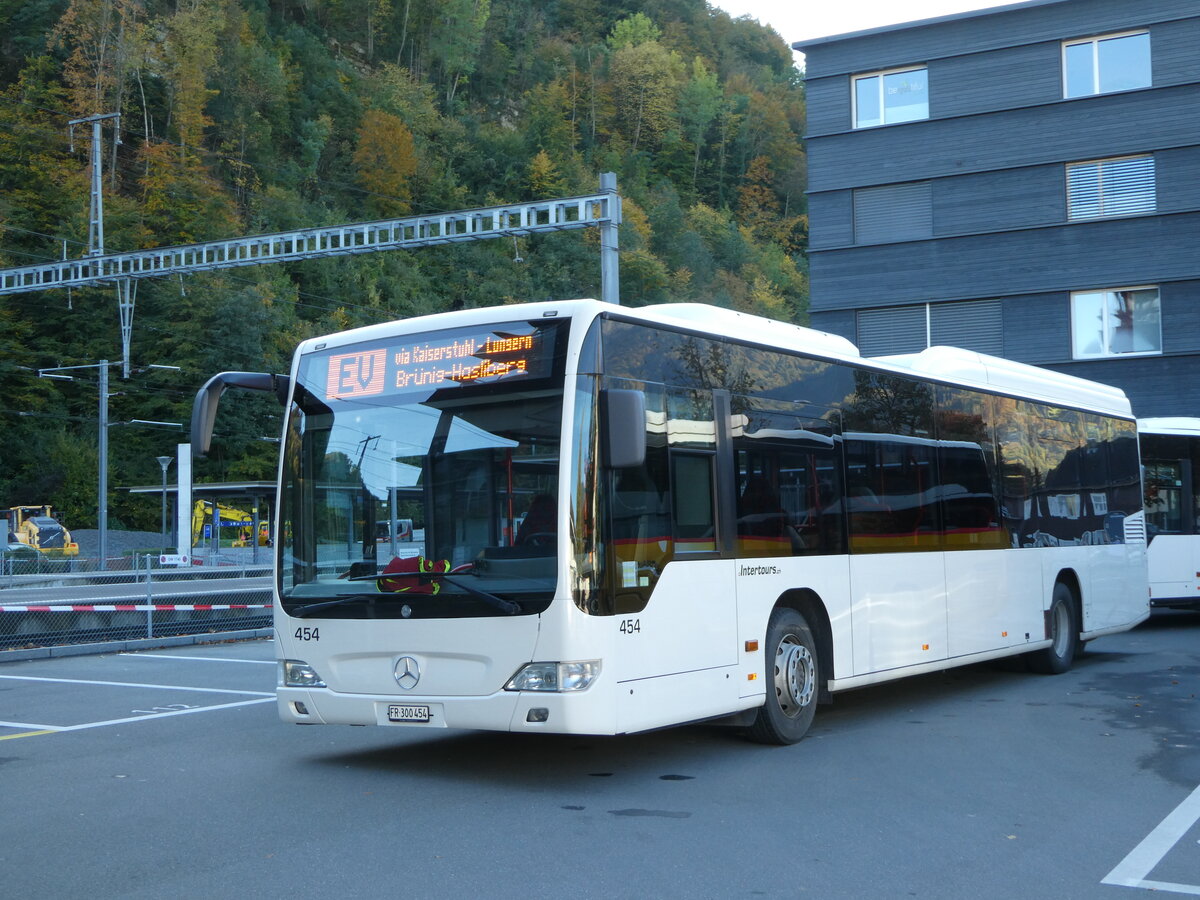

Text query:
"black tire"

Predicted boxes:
[[746, 607, 820, 745], [1027, 582, 1079, 674]]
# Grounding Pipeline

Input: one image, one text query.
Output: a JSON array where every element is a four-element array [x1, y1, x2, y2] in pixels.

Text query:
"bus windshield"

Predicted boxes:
[[278, 320, 565, 619]]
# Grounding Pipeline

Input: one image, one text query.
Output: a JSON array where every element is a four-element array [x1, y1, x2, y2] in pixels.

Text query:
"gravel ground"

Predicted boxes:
[[70, 529, 167, 560], [24, 529, 269, 569]]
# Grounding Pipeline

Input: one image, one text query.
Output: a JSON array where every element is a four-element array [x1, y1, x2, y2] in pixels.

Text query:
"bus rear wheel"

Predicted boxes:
[[1027, 582, 1078, 674], [747, 607, 820, 745]]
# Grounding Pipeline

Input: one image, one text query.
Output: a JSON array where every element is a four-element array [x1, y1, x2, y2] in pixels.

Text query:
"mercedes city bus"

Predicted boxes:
[[192, 300, 1150, 744]]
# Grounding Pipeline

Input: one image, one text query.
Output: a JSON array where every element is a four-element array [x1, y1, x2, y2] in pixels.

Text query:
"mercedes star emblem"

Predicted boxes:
[[394, 656, 421, 690]]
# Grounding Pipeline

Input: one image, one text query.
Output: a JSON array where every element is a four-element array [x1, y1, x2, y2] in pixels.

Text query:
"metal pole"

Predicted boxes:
[[157, 456, 172, 550], [89, 117, 104, 257], [119, 278, 136, 378], [251, 499, 260, 566], [210, 502, 219, 562], [389, 486, 399, 559], [599, 172, 621, 305], [98, 360, 109, 571], [145, 553, 154, 639], [176, 443, 191, 562], [68, 112, 119, 259]]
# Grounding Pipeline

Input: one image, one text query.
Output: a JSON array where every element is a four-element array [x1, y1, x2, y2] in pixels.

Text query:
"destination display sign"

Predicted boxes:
[[318, 321, 557, 401]]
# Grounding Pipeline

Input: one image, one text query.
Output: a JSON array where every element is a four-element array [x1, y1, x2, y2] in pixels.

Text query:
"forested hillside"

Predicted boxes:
[[0, 0, 807, 531]]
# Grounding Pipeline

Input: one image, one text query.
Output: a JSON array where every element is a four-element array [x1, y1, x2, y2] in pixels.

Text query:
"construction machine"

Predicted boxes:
[[191, 500, 269, 547], [5, 505, 79, 555]]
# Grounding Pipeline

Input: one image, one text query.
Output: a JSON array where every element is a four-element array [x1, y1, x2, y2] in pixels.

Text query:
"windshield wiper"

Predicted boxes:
[[436, 575, 521, 615], [290, 594, 377, 617], [340, 570, 521, 615]]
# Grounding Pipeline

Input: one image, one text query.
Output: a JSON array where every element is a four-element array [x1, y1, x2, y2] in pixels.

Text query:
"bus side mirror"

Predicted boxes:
[[191, 372, 290, 459], [602, 388, 646, 469]]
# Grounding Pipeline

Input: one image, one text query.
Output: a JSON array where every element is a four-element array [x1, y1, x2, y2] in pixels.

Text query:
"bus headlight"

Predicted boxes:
[[279, 659, 326, 688], [505, 661, 601, 692]]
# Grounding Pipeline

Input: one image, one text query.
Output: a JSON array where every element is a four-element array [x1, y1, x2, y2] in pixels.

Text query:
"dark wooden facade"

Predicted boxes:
[[797, 0, 1200, 416]]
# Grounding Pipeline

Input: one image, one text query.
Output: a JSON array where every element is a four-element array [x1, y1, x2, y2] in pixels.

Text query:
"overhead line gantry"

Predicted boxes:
[[0, 165, 621, 375]]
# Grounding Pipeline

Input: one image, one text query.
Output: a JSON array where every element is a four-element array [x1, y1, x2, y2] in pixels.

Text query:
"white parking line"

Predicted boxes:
[[0, 674, 273, 696], [0, 697, 274, 733], [1102, 782, 1200, 896], [120, 652, 276, 665]]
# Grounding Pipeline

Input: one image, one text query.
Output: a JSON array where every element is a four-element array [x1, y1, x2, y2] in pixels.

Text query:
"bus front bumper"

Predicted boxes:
[[277, 686, 615, 735]]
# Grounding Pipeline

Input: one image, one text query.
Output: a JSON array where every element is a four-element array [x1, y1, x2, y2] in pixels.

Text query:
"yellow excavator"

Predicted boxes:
[[5, 505, 79, 556], [191, 500, 269, 547]]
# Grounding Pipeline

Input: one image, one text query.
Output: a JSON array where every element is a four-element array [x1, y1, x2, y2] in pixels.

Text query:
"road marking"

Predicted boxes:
[[0, 720, 64, 731], [0, 730, 56, 740], [0, 674, 272, 696], [1102, 782, 1200, 895], [0, 697, 274, 735], [120, 653, 276, 665]]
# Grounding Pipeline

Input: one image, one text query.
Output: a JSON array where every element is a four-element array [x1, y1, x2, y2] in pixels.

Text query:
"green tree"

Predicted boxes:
[[608, 40, 682, 153], [678, 56, 721, 190], [430, 0, 491, 108], [606, 12, 660, 50]]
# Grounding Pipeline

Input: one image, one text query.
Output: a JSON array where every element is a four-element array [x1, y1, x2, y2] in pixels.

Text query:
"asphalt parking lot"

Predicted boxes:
[[1, 611, 1197, 899]]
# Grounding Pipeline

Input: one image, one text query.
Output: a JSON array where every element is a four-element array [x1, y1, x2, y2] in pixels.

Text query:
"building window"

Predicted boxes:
[[853, 182, 932, 244], [853, 67, 928, 128], [1063, 32, 1151, 98], [857, 300, 1002, 357], [1067, 155, 1155, 219], [1071, 287, 1161, 359]]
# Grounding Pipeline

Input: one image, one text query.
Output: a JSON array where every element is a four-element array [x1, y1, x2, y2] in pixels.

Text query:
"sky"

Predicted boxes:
[[711, 0, 1017, 67]]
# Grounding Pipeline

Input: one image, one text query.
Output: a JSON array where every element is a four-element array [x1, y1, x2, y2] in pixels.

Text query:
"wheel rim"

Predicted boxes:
[[774, 634, 815, 718], [1051, 600, 1071, 657]]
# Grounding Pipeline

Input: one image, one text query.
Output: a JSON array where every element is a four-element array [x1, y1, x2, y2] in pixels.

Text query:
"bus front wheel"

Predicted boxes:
[[1027, 582, 1078, 675], [747, 607, 820, 745]]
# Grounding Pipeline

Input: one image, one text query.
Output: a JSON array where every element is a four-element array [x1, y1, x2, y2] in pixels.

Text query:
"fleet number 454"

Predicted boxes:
[[619, 618, 640, 634], [294, 627, 319, 641]]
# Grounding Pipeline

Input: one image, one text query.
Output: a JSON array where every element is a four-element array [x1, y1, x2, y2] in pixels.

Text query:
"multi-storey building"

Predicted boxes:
[[796, 0, 1200, 416]]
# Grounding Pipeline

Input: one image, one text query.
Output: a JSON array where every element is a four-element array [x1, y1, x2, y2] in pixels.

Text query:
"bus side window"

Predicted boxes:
[[670, 452, 717, 552], [606, 381, 670, 613], [844, 437, 940, 552], [936, 387, 1004, 549], [995, 396, 1034, 547], [733, 407, 843, 558]]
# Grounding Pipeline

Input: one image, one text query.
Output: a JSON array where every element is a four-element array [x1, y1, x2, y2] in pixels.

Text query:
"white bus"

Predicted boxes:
[[193, 300, 1150, 744], [1139, 417, 1200, 609]]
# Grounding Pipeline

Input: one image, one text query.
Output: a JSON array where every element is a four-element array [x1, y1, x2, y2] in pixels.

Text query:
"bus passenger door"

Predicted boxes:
[[605, 384, 737, 690], [844, 375, 949, 673], [730, 406, 853, 683]]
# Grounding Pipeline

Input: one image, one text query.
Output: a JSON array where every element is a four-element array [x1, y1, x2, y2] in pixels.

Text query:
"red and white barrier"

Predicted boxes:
[[0, 604, 269, 612]]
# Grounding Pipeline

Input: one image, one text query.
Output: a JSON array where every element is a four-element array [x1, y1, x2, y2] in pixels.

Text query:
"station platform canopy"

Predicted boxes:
[[125, 481, 276, 504]]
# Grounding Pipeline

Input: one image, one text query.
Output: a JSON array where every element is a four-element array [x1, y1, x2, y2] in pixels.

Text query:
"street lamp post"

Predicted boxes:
[[157, 456, 173, 550], [38, 361, 181, 570], [37, 360, 113, 568]]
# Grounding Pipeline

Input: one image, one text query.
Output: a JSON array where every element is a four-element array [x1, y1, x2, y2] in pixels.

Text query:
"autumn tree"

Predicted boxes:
[[137, 140, 240, 245], [739, 155, 804, 252], [159, 0, 227, 150], [51, 0, 145, 116], [527, 150, 565, 198], [353, 108, 419, 216]]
